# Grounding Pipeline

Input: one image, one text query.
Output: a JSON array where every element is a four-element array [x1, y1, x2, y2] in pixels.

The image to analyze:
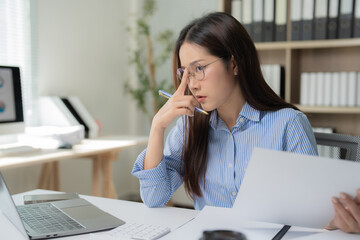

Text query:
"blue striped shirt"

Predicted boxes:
[[132, 102, 318, 210]]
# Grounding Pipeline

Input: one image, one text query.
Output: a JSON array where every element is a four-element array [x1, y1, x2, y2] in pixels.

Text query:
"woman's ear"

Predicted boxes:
[[231, 56, 238, 75]]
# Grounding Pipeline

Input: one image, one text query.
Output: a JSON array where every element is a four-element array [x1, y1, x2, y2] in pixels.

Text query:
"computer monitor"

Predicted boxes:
[[0, 66, 24, 143]]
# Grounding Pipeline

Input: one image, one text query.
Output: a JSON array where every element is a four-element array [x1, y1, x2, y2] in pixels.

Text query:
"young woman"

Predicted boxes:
[[132, 12, 360, 233]]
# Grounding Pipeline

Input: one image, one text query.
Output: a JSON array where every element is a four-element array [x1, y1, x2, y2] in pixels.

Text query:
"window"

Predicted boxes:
[[0, 0, 36, 125]]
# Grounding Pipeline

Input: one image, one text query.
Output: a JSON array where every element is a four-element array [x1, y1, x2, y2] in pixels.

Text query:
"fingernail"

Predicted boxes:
[[340, 193, 347, 200], [332, 197, 338, 204]]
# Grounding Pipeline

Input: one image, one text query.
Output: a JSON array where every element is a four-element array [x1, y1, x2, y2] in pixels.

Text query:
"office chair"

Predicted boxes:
[[314, 132, 360, 162]]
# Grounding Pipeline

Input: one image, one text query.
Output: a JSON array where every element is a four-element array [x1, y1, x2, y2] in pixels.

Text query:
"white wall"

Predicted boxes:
[[148, 0, 221, 206], [4, 0, 221, 207]]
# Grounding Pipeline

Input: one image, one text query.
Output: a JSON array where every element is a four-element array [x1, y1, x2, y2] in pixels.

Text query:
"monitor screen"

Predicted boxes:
[[0, 66, 24, 137]]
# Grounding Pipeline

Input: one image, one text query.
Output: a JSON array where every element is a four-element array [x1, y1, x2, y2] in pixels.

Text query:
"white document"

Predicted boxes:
[[233, 148, 360, 229], [162, 206, 282, 240], [39, 96, 79, 126], [293, 229, 360, 240]]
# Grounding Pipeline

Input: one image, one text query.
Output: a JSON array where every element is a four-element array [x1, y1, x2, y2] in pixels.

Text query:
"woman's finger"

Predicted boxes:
[[340, 192, 360, 225], [355, 189, 360, 205], [333, 196, 359, 232], [332, 197, 353, 232], [174, 68, 189, 96]]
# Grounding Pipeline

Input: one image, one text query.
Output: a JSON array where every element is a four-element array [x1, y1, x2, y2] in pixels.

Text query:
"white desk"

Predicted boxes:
[[0, 135, 148, 198], [1, 190, 358, 240], [0, 189, 199, 240]]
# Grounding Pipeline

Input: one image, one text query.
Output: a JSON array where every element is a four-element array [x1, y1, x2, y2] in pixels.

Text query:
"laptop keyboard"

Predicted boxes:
[[17, 203, 84, 234]]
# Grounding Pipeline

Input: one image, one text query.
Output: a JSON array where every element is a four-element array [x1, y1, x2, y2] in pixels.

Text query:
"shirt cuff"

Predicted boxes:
[[131, 149, 167, 187]]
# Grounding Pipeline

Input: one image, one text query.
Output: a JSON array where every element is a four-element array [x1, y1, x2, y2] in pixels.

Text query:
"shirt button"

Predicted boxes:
[[239, 118, 244, 123], [232, 192, 237, 196], [229, 163, 232, 168]]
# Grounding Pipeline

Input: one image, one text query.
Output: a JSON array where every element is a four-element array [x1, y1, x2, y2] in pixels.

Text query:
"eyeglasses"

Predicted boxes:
[[176, 58, 221, 82]]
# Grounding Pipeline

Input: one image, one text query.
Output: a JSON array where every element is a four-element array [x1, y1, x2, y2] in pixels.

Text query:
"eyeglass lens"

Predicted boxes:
[[177, 62, 204, 81]]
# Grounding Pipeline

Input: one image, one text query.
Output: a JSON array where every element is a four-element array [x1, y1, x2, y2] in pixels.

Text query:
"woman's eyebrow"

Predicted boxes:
[[180, 59, 205, 68]]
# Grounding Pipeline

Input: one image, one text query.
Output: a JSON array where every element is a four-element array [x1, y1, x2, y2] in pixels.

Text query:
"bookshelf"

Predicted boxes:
[[222, 0, 360, 135]]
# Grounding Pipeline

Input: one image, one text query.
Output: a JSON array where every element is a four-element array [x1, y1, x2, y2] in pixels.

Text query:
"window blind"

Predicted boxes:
[[0, 0, 36, 125]]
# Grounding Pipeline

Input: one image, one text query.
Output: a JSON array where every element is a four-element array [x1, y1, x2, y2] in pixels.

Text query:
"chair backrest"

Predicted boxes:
[[314, 132, 360, 162]]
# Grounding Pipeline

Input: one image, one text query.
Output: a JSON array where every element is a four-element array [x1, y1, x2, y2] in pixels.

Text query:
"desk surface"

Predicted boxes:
[[1, 190, 358, 240], [0, 135, 148, 170], [0, 189, 198, 240]]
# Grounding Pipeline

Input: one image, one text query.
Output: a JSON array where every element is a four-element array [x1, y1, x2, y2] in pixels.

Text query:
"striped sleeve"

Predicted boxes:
[[131, 117, 185, 207], [283, 112, 318, 155]]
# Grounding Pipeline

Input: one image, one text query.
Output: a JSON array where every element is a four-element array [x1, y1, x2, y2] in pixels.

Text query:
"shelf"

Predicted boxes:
[[255, 38, 360, 50], [224, 0, 360, 135], [297, 105, 360, 114]]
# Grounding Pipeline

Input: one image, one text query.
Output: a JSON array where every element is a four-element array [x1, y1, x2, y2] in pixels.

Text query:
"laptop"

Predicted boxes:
[[0, 171, 125, 239]]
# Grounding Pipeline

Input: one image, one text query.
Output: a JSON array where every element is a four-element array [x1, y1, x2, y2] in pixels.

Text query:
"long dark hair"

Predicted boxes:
[[172, 12, 298, 198]]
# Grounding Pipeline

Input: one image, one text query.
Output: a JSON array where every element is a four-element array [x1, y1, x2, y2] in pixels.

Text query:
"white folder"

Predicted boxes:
[[339, 72, 348, 107], [315, 72, 324, 106], [300, 72, 310, 105], [231, 0, 242, 22], [323, 72, 332, 106], [347, 72, 357, 107], [331, 72, 340, 107]]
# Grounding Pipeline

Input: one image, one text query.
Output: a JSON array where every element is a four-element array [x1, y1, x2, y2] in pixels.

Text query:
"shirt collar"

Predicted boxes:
[[209, 102, 261, 130]]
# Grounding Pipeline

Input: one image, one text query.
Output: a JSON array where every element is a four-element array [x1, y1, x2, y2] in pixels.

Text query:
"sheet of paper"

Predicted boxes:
[[292, 230, 360, 240], [233, 148, 360, 229], [162, 206, 283, 240]]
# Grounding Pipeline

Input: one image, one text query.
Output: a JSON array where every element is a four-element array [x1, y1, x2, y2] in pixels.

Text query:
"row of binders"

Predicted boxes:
[[231, 0, 288, 42], [231, 0, 360, 42], [292, 0, 360, 40], [261, 64, 285, 98], [300, 71, 360, 107]]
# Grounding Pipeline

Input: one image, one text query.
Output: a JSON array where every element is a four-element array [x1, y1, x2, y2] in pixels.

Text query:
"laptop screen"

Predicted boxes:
[[0, 171, 29, 239]]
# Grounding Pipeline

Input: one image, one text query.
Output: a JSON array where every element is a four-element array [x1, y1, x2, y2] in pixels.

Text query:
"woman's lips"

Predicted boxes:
[[196, 96, 206, 103]]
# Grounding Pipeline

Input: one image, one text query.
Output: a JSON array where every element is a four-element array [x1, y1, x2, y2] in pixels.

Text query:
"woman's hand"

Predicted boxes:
[[326, 189, 360, 233], [152, 69, 198, 130]]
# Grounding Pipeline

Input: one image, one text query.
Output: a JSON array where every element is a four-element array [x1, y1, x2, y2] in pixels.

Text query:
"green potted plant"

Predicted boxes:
[[124, 0, 175, 121]]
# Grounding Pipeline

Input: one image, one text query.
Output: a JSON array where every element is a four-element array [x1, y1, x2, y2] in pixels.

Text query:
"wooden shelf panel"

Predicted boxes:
[[224, 0, 360, 135], [297, 105, 360, 114], [256, 38, 360, 50]]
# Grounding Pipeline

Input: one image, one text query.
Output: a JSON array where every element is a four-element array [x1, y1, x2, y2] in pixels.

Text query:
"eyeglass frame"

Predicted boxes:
[[176, 58, 222, 83]]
